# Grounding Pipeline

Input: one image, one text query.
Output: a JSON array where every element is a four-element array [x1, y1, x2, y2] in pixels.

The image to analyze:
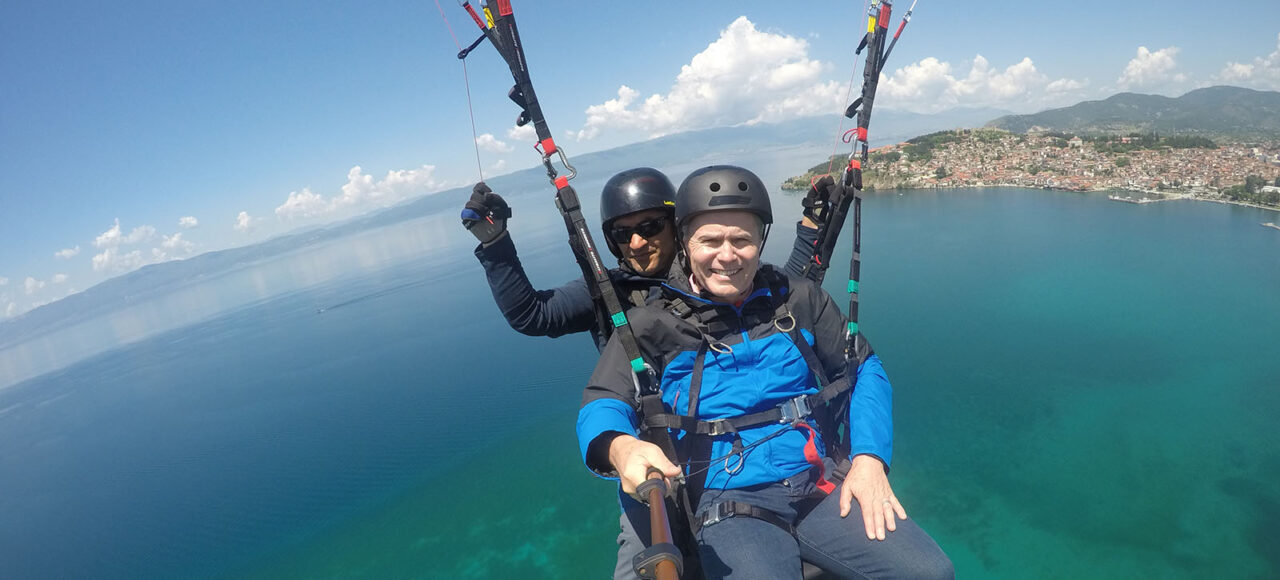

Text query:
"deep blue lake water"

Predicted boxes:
[[2, 180, 1278, 579]]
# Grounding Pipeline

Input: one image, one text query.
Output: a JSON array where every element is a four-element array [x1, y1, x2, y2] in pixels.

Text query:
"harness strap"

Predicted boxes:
[[795, 422, 836, 494], [695, 501, 794, 536], [640, 379, 851, 436], [685, 340, 710, 420]]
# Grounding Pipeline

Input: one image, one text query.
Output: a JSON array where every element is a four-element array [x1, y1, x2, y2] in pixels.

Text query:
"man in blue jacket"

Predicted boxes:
[[577, 165, 952, 579], [463, 167, 837, 578]]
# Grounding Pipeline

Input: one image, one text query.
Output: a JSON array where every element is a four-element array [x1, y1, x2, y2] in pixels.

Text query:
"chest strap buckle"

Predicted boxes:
[[778, 395, 813, 424]]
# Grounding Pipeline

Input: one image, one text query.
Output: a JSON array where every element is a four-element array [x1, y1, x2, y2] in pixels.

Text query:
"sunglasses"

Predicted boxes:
[[608, 216, 669, 245]]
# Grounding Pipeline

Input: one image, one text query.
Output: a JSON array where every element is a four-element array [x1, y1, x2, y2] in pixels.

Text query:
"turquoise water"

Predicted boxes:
[[1, 188, 1277, 578]]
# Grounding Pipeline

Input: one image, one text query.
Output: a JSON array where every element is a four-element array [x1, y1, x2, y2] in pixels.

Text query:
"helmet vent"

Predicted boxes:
[[709, 182, 721, 192], [708, 195, 751, 207], [738, 181, 749, 191]]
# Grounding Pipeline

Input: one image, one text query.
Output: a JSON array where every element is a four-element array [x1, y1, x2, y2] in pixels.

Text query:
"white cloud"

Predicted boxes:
[[274, 165, 446, 220], [490, 159, 507, 173], [880, 55, 1088, 113], [51, 274, 68, 284], [178, 216, 199, 229], [1215, 33, 1280, 90], [4, 302, 15, 318], [54, 245, 81, 259], [126, 225, 156, 244], [24, 277, 45, 295], [234, 211, 256, 232], [0, 276, 8, 286], [91, 247, 144, 273], [507, 124, 536, 142], [573, 16, 841, 141], [160, 232, 195, 256], [93, 219, 155, 248], [1117, 46, 1186, 90], [275, 188, 329, 219], [94, 219, 123, 248], [475, 133, 513, 153]]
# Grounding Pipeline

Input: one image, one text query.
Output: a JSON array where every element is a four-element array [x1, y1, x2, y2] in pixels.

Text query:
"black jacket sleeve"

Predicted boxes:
[[782, 221, 820, 281], [473, 233, 597, 338]]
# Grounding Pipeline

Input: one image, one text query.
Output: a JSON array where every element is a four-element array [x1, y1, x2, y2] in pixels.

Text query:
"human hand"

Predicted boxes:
[[608, 434, 682, 498], [460, 182, 512, 244], [839, 454, 907, 541], [802, 175, 837, 225]]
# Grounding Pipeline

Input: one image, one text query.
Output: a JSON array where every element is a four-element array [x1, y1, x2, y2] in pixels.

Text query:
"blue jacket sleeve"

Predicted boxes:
[[849, 354, 893, 468], [782, 221, 820, 280], [577, 328, 645, 477], [473, 232, 597, 338]]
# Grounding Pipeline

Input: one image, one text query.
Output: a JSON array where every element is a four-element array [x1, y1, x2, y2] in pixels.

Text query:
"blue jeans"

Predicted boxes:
[[695, 463, 953, 580]]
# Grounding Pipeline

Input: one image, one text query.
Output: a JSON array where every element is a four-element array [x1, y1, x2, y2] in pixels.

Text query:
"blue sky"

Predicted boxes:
[[3, 0, 1278, 318]]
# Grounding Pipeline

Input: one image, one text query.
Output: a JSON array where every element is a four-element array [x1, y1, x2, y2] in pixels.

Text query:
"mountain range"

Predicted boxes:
[[986, 86, 1280, 139]]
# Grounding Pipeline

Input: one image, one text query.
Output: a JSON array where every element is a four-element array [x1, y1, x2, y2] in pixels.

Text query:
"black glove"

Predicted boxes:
[[460, 182, 512, 245], [802, 175, 837, 223]]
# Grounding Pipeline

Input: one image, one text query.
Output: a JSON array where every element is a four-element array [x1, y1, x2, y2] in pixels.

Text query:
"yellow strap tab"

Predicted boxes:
[[483, 6, 494, 27], [866, 16, 876, 33]]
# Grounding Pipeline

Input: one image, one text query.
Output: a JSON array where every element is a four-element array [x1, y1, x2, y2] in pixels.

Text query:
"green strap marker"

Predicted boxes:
[[847, 280, 860, 293], [630, 357, 647, 373], [847, 321, 859, 335], [611, 311, 629, 328]]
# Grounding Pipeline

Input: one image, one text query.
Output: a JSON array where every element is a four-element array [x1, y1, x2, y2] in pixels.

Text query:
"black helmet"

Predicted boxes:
[[599, 167, 676, 259], [674, 165, 773, 235]]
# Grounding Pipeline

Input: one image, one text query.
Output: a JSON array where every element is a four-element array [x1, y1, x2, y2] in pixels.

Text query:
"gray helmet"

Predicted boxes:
[[674, 165, 773, 236], [599, 167, 676, 259]]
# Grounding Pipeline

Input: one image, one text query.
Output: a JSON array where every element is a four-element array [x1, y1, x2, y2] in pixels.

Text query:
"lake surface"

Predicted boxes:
[[1, 182, 1278, 579]]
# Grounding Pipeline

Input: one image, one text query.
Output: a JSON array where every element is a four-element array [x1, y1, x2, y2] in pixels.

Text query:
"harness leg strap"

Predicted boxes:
[[695, 501, 795, 536]]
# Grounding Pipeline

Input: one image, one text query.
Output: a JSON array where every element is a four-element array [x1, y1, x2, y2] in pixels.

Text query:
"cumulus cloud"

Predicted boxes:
[[178, 216, 199, 229], [1117, 46, 1186, 90], [24, 277, 45, 295], [507, 124, 536, 142], [880, 54, 1088, 113], [93, 219, 156, 249], [154, 232, 196, 262], [51, 274, 68, 284], [4, 302, 15, 318], [475, 133, 513, 153], [573, 16, 842, 141], [234, 211, 256, 232], [92, 247, 144, 273], [274, 165, 446, 220], [89, 219, 175, 274], [1215, 33, 1280, 90], [94, 219, 123, 248], [54, 245, 81, 259]]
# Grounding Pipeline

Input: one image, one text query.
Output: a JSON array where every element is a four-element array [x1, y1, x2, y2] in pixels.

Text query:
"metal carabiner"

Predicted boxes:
[[540, 145, 577, 184]]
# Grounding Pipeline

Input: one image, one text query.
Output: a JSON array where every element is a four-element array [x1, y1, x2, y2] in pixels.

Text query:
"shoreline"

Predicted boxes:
[[794, 182, 1280, 214]]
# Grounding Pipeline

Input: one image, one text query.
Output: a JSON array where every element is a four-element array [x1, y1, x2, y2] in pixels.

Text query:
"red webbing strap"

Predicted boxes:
[[496, 0, 512, 16], [796, 422, 836, 494]]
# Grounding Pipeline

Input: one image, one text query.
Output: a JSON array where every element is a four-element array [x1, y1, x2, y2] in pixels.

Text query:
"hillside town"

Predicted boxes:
[[786, 129, 1280, 209]]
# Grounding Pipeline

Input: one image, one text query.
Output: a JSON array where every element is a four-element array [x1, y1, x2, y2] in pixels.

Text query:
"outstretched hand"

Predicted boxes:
[[460, 182, 512, 245], [608, 434, 682, 498], [839, 454, 908, 541]]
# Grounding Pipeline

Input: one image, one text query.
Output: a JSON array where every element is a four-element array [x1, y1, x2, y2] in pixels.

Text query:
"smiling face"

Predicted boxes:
[[610, 208, 677, 276], [684, 210, 762, 304]]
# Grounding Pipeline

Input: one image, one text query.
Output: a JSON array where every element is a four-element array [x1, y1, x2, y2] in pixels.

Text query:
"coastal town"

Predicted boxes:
[[785, 129, 1280, 210]]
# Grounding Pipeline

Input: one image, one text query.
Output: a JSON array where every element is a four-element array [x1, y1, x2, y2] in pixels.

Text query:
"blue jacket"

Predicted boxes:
[[474, 223, 822, 352], [576, 265, 893, 492]]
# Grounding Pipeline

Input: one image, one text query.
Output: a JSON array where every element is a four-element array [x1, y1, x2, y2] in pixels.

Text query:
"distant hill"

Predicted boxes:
[[986, 86, 1280, 140]]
